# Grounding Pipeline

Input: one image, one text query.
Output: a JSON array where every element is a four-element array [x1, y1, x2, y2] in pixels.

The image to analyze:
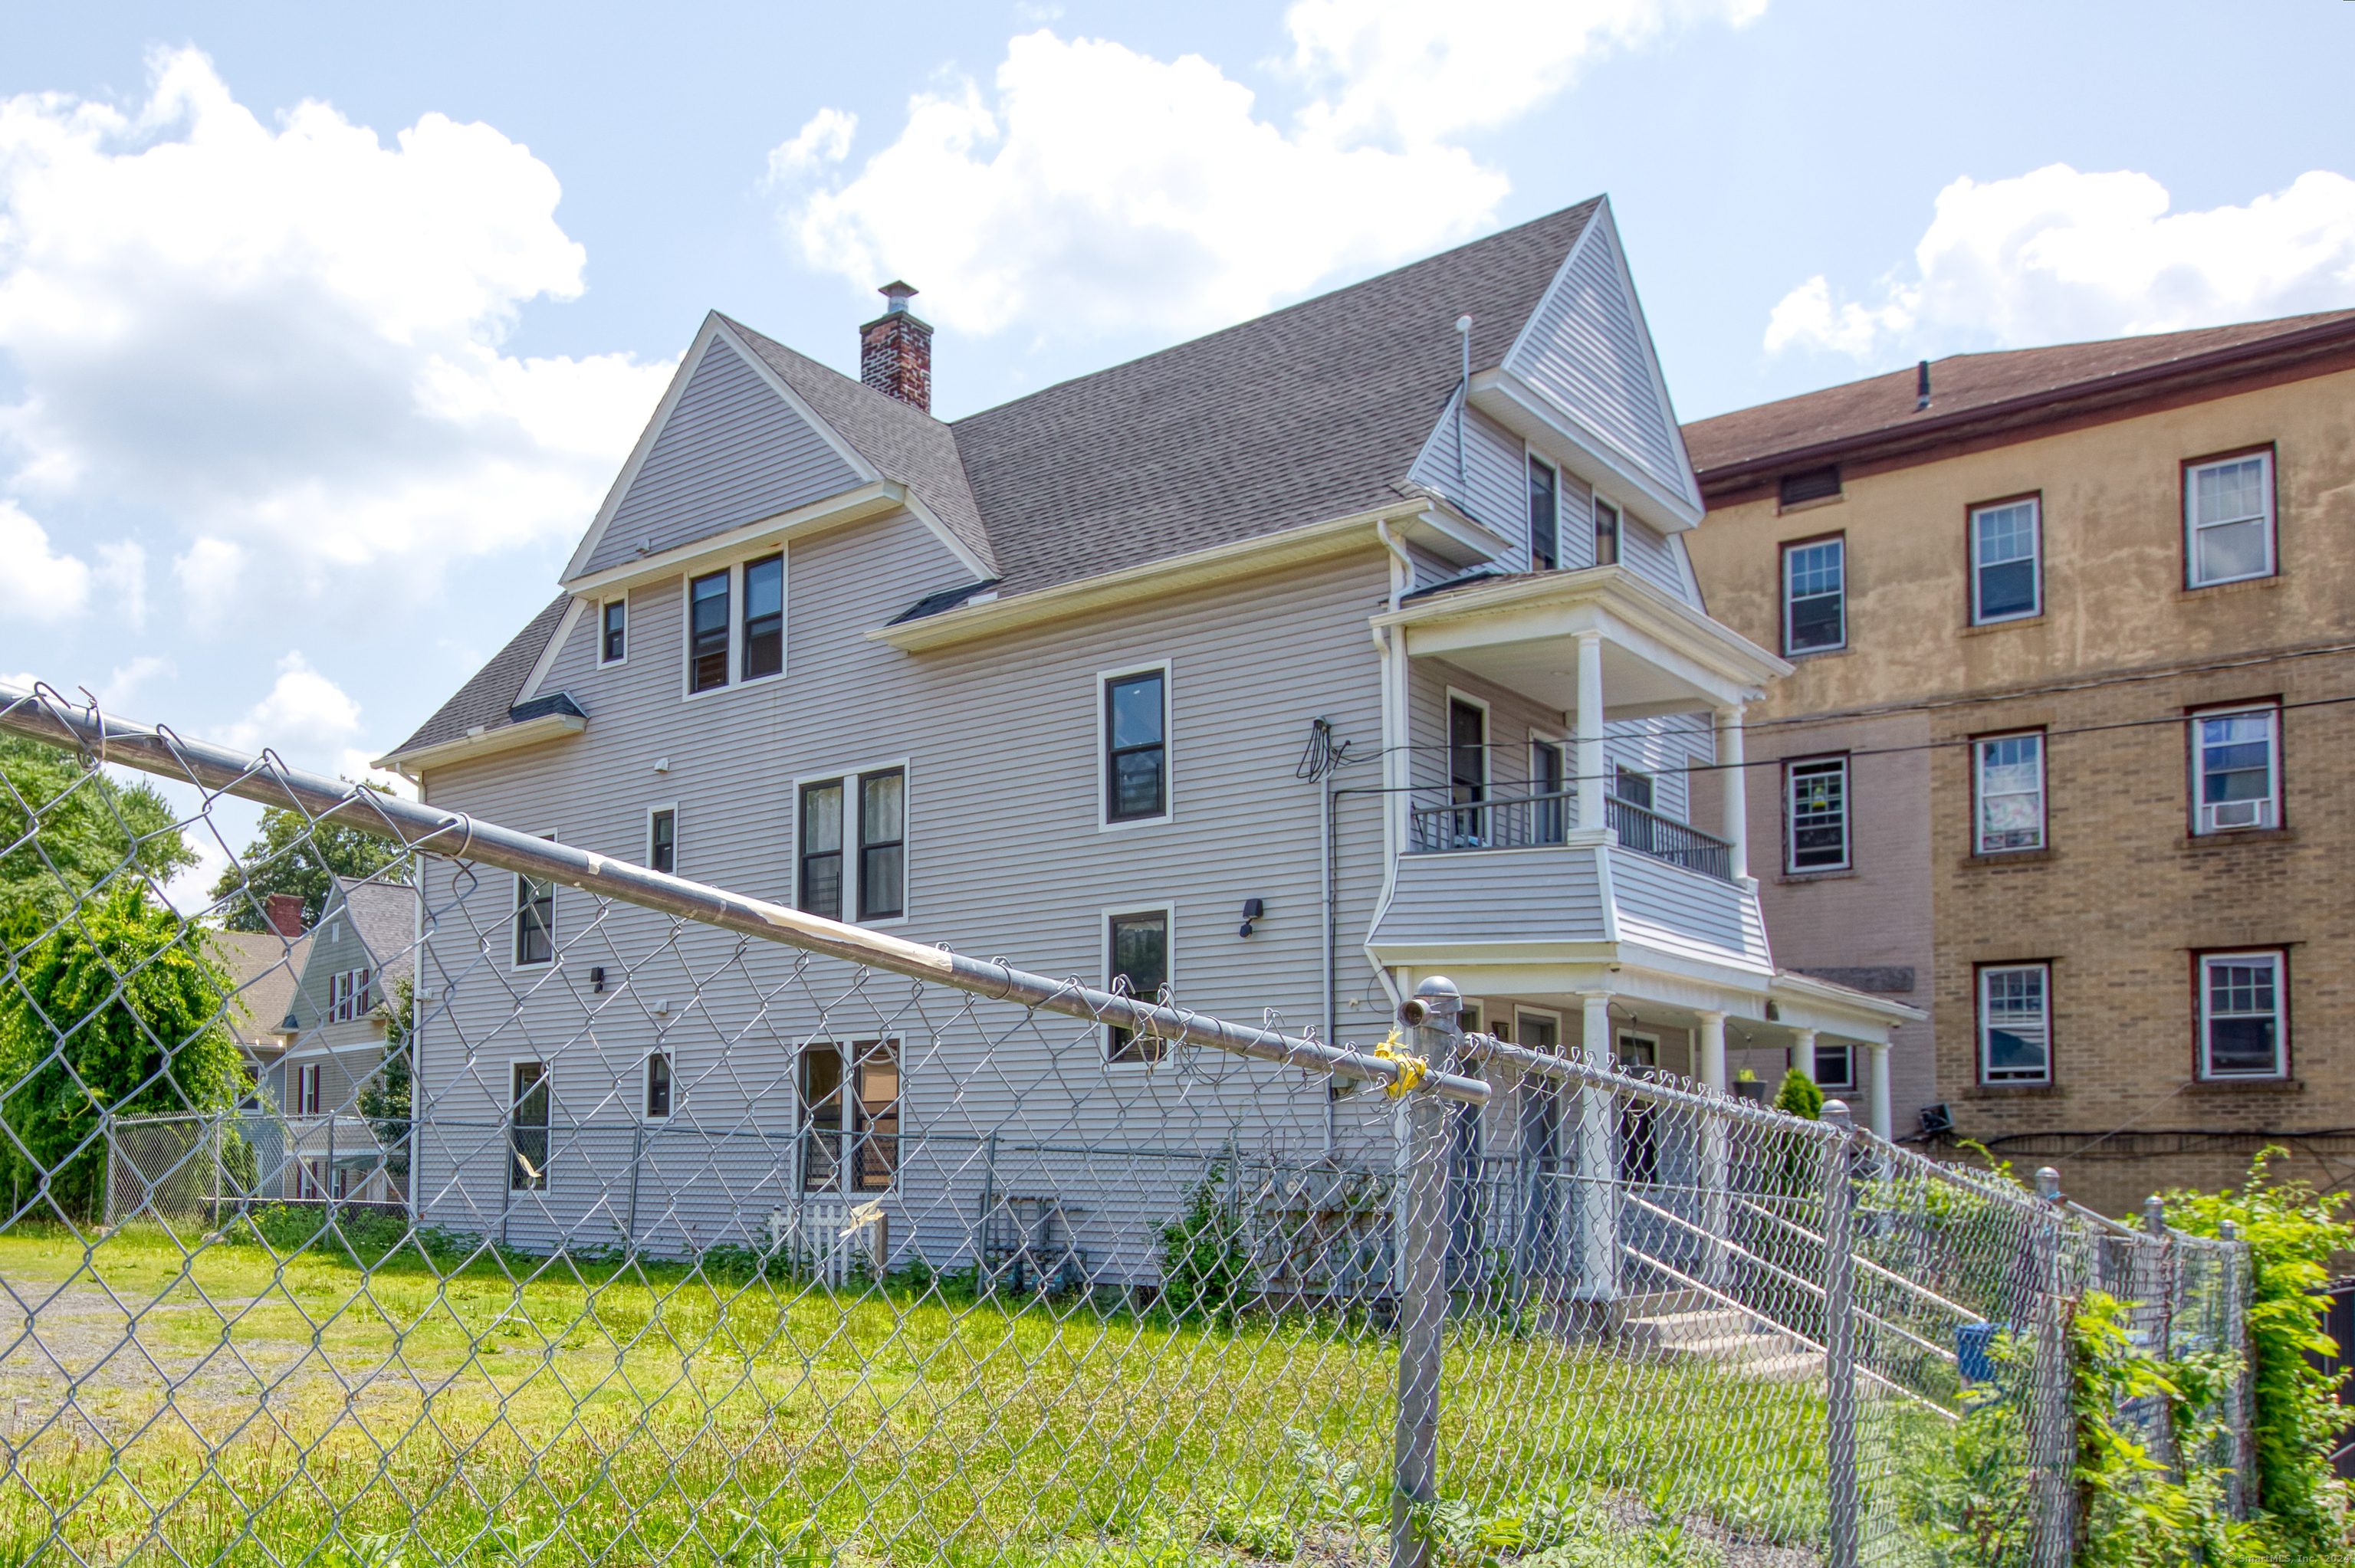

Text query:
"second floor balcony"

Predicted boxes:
[[1409, 789, 1736, 881]]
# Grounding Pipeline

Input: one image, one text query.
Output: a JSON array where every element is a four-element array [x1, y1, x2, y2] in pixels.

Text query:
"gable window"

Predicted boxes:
[[1970, 497, 2041, 623], [1974, 732, 2045, 854], [1782, 536, 1846, 654], [1779, 465, 1841, 508], [688, 570, 731, 692], [601, 599, 627, 664], [1594, 499, 1621, 568], [742, 554, 784, 680], [2186, 451, 2274, 588], [800, 1038, 900, 1192], [1103, 669, 1169, 824], [1106, 909, 1171, 1064], [1785, 756, 1849, 872], [330, 970, 353, 1023], [1979, 963, 2051, 1084], [2192, 704, 2279, 833], [511, 1061, 549, 1191], [1527, 457, 1558, 570], [298, 1062, 322, 1117], [2199, 950, 2286, 1079], [857, 769, 905, 920], [514, 870, 555, 966], [644, 1052, 672, 1119], [649, 807, 677, 874]]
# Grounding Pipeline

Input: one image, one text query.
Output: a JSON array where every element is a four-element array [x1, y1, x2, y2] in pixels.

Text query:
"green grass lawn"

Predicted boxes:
[[0, 1219, 1841, 1567]]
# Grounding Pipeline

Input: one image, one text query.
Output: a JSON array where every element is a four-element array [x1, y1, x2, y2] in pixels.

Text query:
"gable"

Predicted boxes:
[[572, 333, 869, 579], [1503, 205, 1698, 507]]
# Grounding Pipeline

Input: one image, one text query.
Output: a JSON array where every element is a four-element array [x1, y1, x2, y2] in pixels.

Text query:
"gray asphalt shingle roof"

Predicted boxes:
[[393, 202, 1603, 760]]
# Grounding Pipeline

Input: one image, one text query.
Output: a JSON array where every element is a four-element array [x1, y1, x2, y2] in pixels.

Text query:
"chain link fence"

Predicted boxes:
[[0, 681, 2255, 1566]]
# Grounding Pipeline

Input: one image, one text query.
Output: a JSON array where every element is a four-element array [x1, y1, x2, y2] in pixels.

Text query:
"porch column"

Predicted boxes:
[[1695, 1010, 1727, 1092], [1714, 705, 1749, 881], [1575, 989, 1616, 1305], [1791, 1028, 1818, 1084], [1575, 631, 1606, 833], [1867, 1042, 1892, 1141]]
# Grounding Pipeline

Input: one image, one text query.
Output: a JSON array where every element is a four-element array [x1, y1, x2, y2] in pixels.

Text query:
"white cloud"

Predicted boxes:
[[0, 499, 90, 621], [97, 654, 169, 710], [173, 536, 246, 628], [220, 651, 361, 759], [94, 539, 146, 627], [1766, 165, 2355, 359], [0, 48, 675, 617], [777, 1, 1762, 339]]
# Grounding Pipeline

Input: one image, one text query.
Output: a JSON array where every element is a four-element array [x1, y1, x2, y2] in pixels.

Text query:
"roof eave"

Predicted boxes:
[[373, 711, 586, 775], [1470, 368, 1705, 532], [562, 481, 906, 597], [1694, 315, 2355, 497]]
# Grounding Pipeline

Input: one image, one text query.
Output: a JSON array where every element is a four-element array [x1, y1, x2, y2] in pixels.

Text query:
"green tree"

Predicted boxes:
[[208, 791, 409, 932], [0, 734, 195, 946], [357, 976, 412, 1178], [0, 884, 251, 1219]]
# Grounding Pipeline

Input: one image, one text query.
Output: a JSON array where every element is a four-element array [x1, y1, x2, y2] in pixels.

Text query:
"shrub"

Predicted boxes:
[[1158, 1166, 1254, 1327]]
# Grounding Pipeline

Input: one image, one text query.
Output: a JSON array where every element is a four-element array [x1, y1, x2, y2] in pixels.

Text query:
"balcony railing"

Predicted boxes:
[[1407, 789, 1735, 882]]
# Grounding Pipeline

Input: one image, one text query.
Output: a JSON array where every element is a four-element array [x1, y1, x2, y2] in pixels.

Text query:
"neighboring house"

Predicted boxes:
[[379, 199, 1915, 1277], [268, 876, 418, 1204], [209, 894, 310, 1102], [1680, 309, 2355, 1215]]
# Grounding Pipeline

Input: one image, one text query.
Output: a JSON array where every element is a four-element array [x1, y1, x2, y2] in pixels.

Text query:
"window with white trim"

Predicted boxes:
[[649, 807, 676, 874], [2192, 704, 2279, 834], [1782, 536, 1845, 654], [688, 569, 730, 692], [1974, 733, 2045, 854], [600, 598, 626, 664], [511, 1061, 549, 1191], [1978, 963, 2051, 1084], [796, 769, 906, 922], [2185, 451, 2274, 587], [800, 1038, 900, 1193], [1785, 756, 1850, 872], [329, 968, 374, 1022], [1594, 498, 1621, 568], [1813, 1044, 1854, 1091], [1527, 457, 1558, 570], [514, 871, 555, 966], [1970, 497, 2041, 623], [1106, 909, 1171, 1064], [644, 1052, 672, 1119], [298, 1062, 322, 1117], [1103, 670, 1168, 823], [743, 554, 783, 680], [2199, 950, 2286, 1079]]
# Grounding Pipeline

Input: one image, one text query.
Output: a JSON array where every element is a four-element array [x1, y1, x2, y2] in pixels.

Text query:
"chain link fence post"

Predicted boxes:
[[1390, 976, 1459, 1568], [2220, 1217, 2257, 1517], [1819, 1099, 1860, 1568], [2030, 1166, 2077, 1567]]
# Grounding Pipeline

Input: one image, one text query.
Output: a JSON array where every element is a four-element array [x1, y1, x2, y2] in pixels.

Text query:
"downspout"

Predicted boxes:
[[1364, 519, 1415, 1017]]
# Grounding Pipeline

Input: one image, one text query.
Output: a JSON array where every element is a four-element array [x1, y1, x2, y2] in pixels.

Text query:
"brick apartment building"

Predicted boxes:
[[1680, 310, 2355, 1216]]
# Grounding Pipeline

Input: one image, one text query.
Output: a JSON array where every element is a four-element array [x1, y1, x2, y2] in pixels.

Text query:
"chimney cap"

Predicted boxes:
[[878, 280, 919, 312]]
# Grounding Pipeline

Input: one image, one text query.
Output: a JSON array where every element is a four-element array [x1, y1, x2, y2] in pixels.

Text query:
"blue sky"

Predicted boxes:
[[2, 0, 2350, 895]]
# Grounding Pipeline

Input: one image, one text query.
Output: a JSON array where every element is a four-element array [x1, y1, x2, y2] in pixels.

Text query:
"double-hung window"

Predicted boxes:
[[2192, 704, 2279, 833], [1974, 733, 2045, 854], [2199, 950, 2287, 1079], [1969, 497, 2041, 623], [298, 1062, 322, 1117], [742, 554, 783, 680], [2186, 451, 2274, 587], [1527, 458, 1558, 570], [329, 971, 352, 1023], [1103, 669, 1168, 824], [514, 871, 555, 966], [511, 1061, 550, 1191], [1978, 963, 2051, 1084], [1782, 536, 1846, 654], [1106, 909, 1171, 1064], [1785, 756, 1850, 872], [649, 807, 677, 874], [600, 599, 627, 664], [1813, 1044, 1854, 1091], [644, 1052, 672, 1119], [797, 769, 907, 921], [800, 1038, 901, 1193], [1594, 499, 1621, 568], [688, 569, 731, 692]]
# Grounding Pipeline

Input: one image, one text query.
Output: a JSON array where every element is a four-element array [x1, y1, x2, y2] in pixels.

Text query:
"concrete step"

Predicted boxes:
[[1741, 1350, 1828, 1382], [1621, 1308, 1751, 1348]]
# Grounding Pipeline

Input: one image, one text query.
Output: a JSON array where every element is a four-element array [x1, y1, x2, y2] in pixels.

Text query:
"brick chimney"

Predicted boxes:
[[264, 893, 307, 939], [859, 281, 933, 412]]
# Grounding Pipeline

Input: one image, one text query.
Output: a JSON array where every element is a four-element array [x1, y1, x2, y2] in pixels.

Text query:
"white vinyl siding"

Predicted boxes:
[[2185, 452, 2274, 587], [1978, 963, 2051, 1084]]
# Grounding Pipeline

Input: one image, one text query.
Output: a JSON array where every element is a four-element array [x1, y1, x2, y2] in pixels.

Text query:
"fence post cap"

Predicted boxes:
[[1821, 1098, 1852, 1128], [2035, 1166, 2062, 1202], [1398, 976, 1461, 1028]]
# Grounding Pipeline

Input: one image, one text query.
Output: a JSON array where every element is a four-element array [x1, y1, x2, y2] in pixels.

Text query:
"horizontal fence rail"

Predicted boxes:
[[0, 679, 2254, 1568]]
